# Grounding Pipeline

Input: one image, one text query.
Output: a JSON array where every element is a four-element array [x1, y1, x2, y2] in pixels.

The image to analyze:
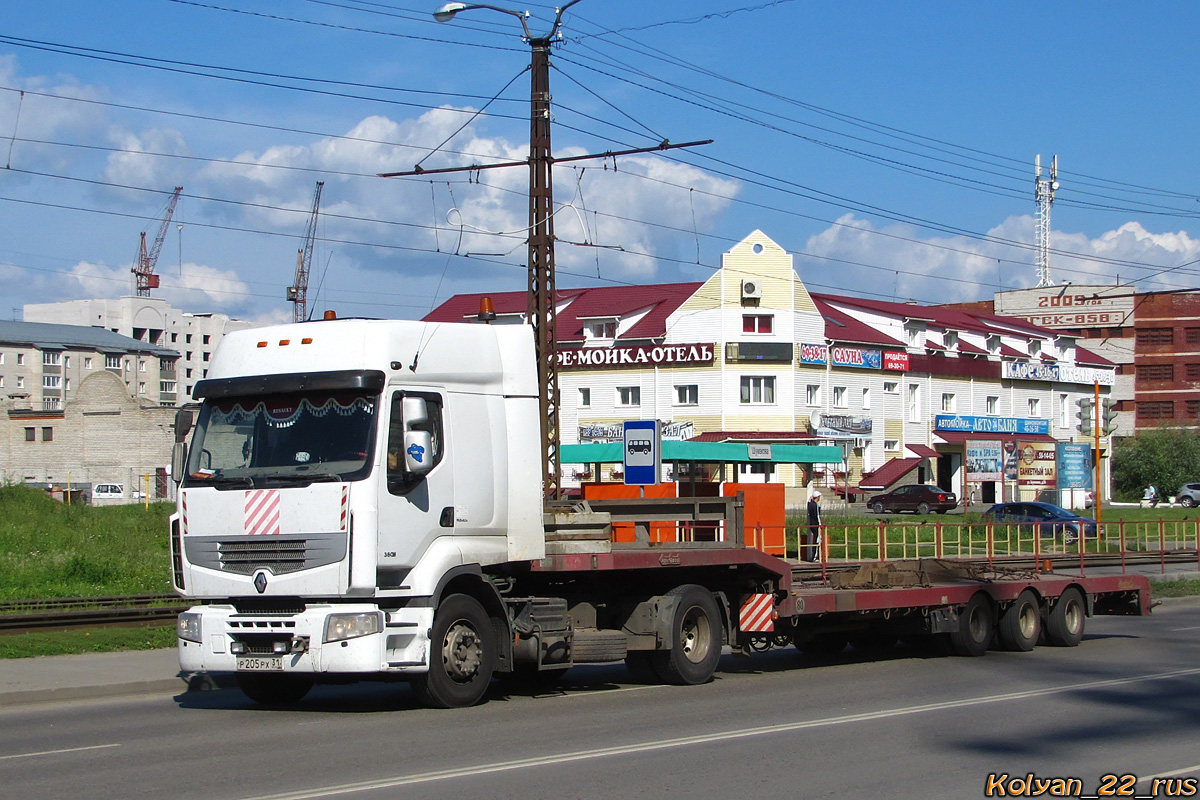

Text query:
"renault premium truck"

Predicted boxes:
[[172, 316, 1151, 708]]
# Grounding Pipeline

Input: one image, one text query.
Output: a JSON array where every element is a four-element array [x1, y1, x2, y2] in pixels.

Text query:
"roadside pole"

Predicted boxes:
[[1094, 380, 1102, 536]]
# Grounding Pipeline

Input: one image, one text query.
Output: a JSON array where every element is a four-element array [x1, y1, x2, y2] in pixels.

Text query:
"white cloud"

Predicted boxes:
[[801, 214, 1200, 303]]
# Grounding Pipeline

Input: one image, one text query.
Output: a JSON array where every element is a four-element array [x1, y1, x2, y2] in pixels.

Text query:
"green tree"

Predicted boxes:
[[1111, 427, 1200, 502]]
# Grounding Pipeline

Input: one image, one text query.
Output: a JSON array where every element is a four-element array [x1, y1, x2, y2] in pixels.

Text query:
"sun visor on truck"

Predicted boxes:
[[192, 369, 386, 399]]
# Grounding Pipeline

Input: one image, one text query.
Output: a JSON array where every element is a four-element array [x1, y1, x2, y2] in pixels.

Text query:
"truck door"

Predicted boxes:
[[376, 390, 453, 585]]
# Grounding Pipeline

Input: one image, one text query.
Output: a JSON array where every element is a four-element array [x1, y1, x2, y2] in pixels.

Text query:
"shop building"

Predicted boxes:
[[426, 231, 1115, 507]]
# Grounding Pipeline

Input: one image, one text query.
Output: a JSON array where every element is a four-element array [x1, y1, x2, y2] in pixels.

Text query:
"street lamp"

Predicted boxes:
[[433, 1, 582, 497]]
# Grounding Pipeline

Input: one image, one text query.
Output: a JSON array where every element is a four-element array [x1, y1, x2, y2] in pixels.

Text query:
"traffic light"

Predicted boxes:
[[1076, 396, 1094, 435], [1101, 398, 1119, 435]]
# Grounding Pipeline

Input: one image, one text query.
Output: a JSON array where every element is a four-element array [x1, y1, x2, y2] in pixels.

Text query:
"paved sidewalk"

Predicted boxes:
[[0, 572, 1196, 710]]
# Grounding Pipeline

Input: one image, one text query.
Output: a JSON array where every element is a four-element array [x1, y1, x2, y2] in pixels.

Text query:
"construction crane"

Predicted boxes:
[[132, 186, 183, 297], [287, 181, 324, 323]]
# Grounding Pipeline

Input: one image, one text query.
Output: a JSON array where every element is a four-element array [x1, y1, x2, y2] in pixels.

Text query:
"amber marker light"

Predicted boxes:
[[257, 341, 268, 348]]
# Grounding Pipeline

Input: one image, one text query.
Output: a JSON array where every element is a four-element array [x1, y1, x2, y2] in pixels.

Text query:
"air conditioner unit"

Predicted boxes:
[[741, 280, 762, 299]]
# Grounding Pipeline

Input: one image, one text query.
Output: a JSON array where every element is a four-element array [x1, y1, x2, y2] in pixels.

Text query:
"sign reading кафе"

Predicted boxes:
[[1001, 360, 1115, 386]]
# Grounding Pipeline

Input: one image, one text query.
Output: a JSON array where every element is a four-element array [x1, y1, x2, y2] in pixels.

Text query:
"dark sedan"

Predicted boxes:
[[866, 484, 957, 515], [981, 501, 1096, 544]]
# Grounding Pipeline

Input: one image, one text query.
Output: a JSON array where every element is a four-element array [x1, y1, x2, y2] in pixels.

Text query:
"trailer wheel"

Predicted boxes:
[[1045, 588, 1085, 647], [652, 585, 722, 685], [410, 593, 495, 708], [236, 673, 314, 705], [997, 590, 1040, 652], [949, 593, 995, 656]]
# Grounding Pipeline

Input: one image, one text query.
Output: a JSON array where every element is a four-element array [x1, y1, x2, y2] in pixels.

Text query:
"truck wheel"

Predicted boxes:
[[997, 590, 1040, 652], [872, 502, 885, 514], [236, 673, 314, 705], [1045, 588, 1085, 647], [651, 585, 722, 685], [949, 593, 994, 657], [410, 593, 496, 708]]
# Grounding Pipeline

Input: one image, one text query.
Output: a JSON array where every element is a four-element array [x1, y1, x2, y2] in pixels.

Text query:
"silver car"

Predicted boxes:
[[1178, 483, 1200, 508]]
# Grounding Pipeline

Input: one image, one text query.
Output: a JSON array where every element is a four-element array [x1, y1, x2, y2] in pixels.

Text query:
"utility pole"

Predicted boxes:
[[1034, 154, 1058, 289], [383, 1, 709, 497]]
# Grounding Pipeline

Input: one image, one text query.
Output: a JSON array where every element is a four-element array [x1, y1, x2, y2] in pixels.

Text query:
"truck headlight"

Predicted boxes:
[[324, 612, 382, 643], [177, 612, 202, 643]]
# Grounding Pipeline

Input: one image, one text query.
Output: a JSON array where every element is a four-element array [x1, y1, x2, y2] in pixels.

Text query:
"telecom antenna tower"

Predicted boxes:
[[1034, 154, 1059, 288]]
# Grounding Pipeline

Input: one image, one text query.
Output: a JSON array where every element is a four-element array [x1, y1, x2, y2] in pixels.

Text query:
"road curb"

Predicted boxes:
[[0, 677, 191, 709]]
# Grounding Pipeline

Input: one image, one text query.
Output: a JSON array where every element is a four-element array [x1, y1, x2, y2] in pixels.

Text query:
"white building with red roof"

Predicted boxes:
[[426, 231, 1115, 507]]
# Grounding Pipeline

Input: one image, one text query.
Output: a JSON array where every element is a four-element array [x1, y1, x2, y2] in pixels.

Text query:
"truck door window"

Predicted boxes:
[[387, 392, 444, 495]]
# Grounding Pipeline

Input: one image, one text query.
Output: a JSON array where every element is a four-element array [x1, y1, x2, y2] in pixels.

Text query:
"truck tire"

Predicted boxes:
[[997, 590, 1040, 652], [949, 593, 994, 656], [571, 629, 628, 663], [651, 585, 722, 685], [1045, 588, 1085, 647], [236, 673, 314, 705], [410, 593, 496, 708]]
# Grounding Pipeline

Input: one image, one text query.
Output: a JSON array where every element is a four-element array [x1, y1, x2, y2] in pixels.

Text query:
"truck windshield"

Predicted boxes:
[[183, 390, 377, 487]]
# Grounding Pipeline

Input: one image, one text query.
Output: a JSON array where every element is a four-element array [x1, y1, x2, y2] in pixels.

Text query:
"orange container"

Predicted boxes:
[[583, 482, 678, 543]]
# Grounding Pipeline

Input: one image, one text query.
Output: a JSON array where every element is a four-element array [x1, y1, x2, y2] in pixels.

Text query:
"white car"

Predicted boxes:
[[91, 483, 125, 501]]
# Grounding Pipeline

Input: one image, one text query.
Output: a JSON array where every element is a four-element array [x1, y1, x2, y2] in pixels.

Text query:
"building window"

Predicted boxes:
[[16, 376, 24, 389], [1137, 401, 1175, 421], [0, 352, 4, 364], [42, 375, 61, 389], [17, 353, 25, 365], [43, 398, 61, 410], [0, 376, 4, 388], [578, 387, 591, 408], [616, 386, 641, 407], [43, 351, 61, 366], [588, 321, 617, 340], [742, 376, 776, 405], [24, 427, 35, 442], [907, 383, 921, 422], [884, 381, 898, 394], [1136, 363, 1174, 381], [738, 462, 776, 478], [941, 393, 956, 413], [84, 357, 93, 369], [160, 381, 177, 394], [64, 378, 70, 391], [170, 333, 178, 343], [63, 355, 70, 368], [186, 334, 193, 344], [742, 315, 773, 334], [986, 396, 998, 415], [884, 439, 900, 453], [202, 352, 210, 362], [1059, 393, 1070, 428], [833, 386, 847, 408], [805, 384, 821, 406], [185, 368, 193, 379], [203, 334, 211, 345], [1187, 400, 1200, 417], [41, 427, 53, 442], [1136, 327, 1174, 345], [138, 382, 147, 394], [105, 354, 121, 369], [1028, 397, 1041, 417], [862, 387, 871, 409], [675, 384, 698, 406]]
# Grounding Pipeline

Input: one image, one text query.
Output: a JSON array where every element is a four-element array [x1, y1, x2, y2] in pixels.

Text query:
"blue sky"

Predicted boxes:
[[1, 1, 1198, 323]]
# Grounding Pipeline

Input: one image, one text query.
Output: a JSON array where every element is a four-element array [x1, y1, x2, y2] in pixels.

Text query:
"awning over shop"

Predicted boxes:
[[933, 431, 1058, 445], [560, 440, 844, 465]]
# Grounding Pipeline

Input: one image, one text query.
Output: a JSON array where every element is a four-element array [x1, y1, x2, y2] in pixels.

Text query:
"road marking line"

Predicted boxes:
[[239, 666, 1200, 800], [1170, 625, 1200, 631], [0, 743, 120, 761]]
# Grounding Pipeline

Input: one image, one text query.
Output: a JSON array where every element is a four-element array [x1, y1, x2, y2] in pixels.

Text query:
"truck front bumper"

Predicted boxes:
[[177, 603, 434, 676]]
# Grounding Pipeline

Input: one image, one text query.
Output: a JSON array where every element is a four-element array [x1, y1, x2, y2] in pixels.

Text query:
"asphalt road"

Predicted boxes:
[[2, 606, 1198, 800]]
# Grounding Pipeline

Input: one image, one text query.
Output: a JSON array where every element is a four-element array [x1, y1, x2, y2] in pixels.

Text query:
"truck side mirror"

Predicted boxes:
[[402, 396, 428, 426], [174, 408, 194, 443], [171, 441, 187, 485], [403, 430, 433, 475]]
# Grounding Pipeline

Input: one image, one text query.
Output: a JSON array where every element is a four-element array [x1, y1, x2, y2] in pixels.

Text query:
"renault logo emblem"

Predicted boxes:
[[253, 570, 269, 594]]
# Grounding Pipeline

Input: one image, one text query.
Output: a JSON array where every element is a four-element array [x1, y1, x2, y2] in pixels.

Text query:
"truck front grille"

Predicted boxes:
[[184, 532, 347, 576]]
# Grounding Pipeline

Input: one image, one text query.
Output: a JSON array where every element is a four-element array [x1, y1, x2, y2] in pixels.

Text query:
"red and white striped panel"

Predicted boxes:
[[739, 593, 774, 633], [340, 486, 349, 531], [244, 489, 281, 536]]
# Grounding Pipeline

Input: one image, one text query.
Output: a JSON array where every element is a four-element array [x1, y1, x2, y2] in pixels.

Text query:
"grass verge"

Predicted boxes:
[[0, 626, 176, 659], [1146, 579, 1200, 598]]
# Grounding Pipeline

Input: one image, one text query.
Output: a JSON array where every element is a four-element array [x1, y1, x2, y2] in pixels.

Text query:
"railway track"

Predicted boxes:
[[0, 594, 187, 636]]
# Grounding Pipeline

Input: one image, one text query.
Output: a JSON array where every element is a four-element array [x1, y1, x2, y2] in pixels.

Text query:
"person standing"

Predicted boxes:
[[805, 491, 822, 562]]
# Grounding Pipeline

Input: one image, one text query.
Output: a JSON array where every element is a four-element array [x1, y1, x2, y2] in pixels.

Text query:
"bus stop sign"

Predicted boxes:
[[623, 420, 661, 486]]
